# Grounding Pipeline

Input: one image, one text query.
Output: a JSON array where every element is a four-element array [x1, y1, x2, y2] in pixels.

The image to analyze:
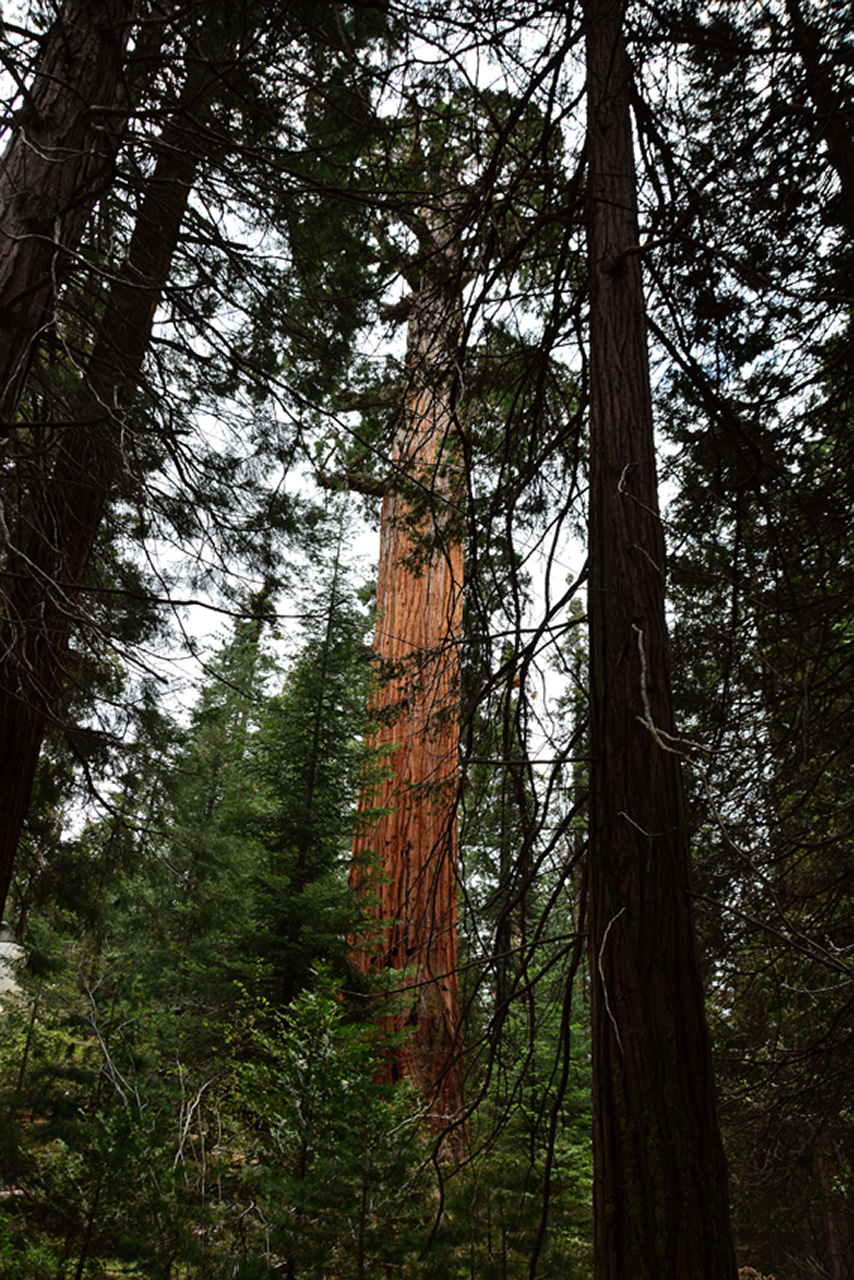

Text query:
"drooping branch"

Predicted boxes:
[[0, 127, 197, 915]]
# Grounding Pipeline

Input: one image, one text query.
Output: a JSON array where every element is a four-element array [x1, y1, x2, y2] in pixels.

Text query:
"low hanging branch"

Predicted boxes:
[[0, 118, 198, 916]]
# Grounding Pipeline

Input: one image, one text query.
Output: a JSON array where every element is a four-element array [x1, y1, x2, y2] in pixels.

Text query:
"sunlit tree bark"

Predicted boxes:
[[584, 0, 737, 1273], [352, 213, 465, 1153]]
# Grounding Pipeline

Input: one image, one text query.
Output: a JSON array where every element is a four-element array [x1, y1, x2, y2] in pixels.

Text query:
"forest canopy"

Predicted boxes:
[[0, 0, 852, 1276]]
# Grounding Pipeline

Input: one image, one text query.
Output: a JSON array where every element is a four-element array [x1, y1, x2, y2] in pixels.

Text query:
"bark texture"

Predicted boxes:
[[814, 1133, 854, 1280], [0, 0, 137, 423], [352, 220, 465, 1151], [0, 139, 195, 915], [584, 1, 737, 1274], [785, 0, 854, 223]]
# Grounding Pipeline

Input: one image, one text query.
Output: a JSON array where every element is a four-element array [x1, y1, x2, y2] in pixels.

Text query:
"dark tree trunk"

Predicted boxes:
[[814, 1132, 854, 1280], [785, 0, 854, 223], [0, 0, 138, 424], [0, 138, 196, 915], [352, 218, 465, 1155], [584, 1, 737, 1274]]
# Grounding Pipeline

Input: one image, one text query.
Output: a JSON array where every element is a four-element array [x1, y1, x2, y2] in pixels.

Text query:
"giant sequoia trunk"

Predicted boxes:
[[0, 0, 138, 424], [584, 1, 737, 1274], [352, 221, 465, 1150], [0, 139, 196, 915]]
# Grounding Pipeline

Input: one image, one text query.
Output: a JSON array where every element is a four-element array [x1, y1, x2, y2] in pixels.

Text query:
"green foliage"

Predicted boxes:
[[448, 991, 594, 1280], [0, 950, 428, 1277], [231, 966, 433, 1277], [10, 0, 854, 1270], [658, 6, 854, 1260], [235, 550, 379, 1004], [0, 498, 597, 1276]]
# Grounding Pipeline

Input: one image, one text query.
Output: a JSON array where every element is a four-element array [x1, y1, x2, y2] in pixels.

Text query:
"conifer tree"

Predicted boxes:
[[0, 0, 394, 915], [350, 199, 467, 1147], [0, 74, 198, 916], [583, 0, 736, 1272], [240, 537, 377, 1006], [343, 68, 584, 1154], [636, 1, 854, 1269]]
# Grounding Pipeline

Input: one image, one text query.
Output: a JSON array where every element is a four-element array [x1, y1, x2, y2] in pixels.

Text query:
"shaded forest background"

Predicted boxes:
[[0, 0, 852, 1275]]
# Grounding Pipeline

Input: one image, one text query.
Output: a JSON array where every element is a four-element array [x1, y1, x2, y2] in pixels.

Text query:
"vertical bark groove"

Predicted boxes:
[[0, 0, 138, 423], [352, 220, 465, 1152], [584, 0, 737, 1274]]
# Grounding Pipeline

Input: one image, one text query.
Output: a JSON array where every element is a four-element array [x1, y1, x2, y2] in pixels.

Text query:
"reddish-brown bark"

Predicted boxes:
[[0, 139, 195, 916], [584, 0, 737, 1274], [352, 233, 465, 1151], [0, 0, 138, 423]]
